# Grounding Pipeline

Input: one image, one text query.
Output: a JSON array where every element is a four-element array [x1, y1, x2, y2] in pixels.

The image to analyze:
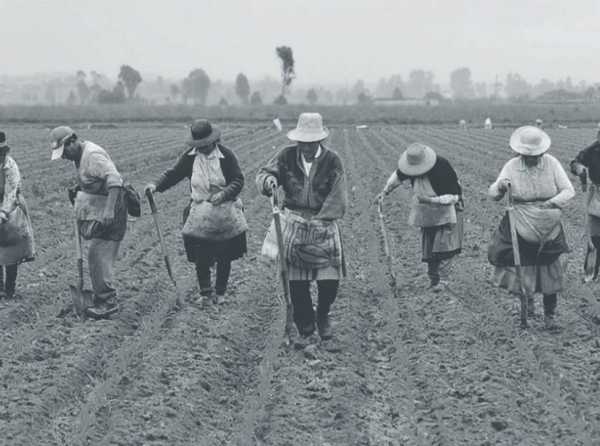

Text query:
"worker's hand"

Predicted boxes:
[[208, 191, 226, 205], [497, 178, 511, 193], [101, 207, 115, 227], [264, 177, 278, 196], [417, 195, 433, 204], [67, 185, 80, 206], [144, 183, 157, 196], [538, 200, 556, 209], [0, 211, 8, 224]]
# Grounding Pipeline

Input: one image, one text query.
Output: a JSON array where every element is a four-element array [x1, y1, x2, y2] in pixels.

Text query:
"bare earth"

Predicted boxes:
[[0, 123, 599, 445]]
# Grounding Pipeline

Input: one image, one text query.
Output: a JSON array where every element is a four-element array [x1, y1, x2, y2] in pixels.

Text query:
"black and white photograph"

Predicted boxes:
[[1, 0, 599, 444]]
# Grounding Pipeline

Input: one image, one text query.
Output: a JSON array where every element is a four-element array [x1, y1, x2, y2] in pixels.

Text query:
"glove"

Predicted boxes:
[[144, 183, 157, 195], [0, 210, 8, 224], [264, 177, 278, 196], [68, 185, 81, 206], [208, 191, 226, 205]]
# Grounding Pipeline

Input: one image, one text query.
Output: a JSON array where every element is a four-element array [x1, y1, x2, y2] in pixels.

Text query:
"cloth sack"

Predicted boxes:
[[511, 204, 561, 243], [123, 183, 141, 217], [182, 197, 248, 241], [409, 202, 457, 227], [261, 209, 342, 270], [0, 204, 31, 247]]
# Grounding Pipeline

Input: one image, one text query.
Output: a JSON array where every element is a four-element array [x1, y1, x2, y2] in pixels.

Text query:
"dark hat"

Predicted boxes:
[[186, 119, 221, 148], [0, 131, 7, 148]]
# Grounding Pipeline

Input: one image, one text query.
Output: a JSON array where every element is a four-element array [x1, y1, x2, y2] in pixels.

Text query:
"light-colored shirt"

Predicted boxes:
[[0, 156, 21, 215], [190, 146, 226, 202], [301, 146, 322, 176], [78, 141, 123, 194], [383, 170, 459, 205], [488, 154, 575, 208]]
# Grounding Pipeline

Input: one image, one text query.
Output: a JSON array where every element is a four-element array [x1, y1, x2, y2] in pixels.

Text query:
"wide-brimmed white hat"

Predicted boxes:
[[398, 143, 437, 176], [287, 112, 329, 142], [509, 126, 551, 156]]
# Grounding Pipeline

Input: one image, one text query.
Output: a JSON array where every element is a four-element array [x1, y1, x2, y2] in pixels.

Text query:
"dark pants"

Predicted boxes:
[[543, 293, 557, 316], [0, 265, 18, 296], [289, 280, 338, 335], [195, 259, 231, 296]]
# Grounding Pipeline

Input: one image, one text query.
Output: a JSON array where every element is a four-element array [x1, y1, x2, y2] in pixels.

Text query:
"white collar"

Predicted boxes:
[[189, 146, 224, 159]]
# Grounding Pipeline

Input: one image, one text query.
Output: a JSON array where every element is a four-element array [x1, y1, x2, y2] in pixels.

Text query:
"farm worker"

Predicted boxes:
[[257, 112, 347, 340], [535, 118, 543, 128], [145, 119, 247, 305], [488, 126, 574, 330], [0, 131, 35, 299], [377, 143, 463, 291], [484, 117, 493, 130], [569, 128, 600, 277], [50, 126, 127, 317]]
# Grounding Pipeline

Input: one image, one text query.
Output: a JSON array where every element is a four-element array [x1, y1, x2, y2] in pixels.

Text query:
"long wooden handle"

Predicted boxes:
[[74, 217, 84, 290], [145, 190, 176, 285]]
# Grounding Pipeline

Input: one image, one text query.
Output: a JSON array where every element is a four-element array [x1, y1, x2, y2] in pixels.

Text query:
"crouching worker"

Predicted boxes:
[[257, 112, 347, 341], [378, 143, 463, 291], [50, 126, 127, 318]]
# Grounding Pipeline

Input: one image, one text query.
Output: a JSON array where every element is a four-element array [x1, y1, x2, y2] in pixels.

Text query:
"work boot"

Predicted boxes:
[[86, 298, 119, 319], [317, 314, 333, 340], [527, 296, 535, 318], [299, 321, 316, 338], [215, 293, 226, 305]]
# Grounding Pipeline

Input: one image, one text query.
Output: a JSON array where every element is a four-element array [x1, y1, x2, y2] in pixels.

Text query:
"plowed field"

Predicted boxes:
[[1, 123, 599, 446]]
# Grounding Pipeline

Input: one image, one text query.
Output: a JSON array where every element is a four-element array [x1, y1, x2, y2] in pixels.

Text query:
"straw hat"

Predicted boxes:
[[397, 143, 437, 176], [509, 126, 551, 156], [287, 113, 329, 142], [186, 119, 221, 148]]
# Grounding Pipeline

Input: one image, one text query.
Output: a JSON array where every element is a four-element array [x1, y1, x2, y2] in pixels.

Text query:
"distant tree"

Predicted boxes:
[[76, 78, 90, 105], [424, 91, 446, 102], [219, 97, 229, 106], [235, 73, 251, 104], [97, 81, 126, 104], [250, 91, 263, 105], [474, 82, 488, 98], [273, 94, 287, 105], [66, 90, 77, 106], [170, 84, 180, 102], [450, 67, 475, 99], [275, 46, 295, 98], [392, 87, 403, 100], [182, 68, 211, 105], [406, 70, 435, 98], [357, 91, 372, 104], [306, 88, 318, 105], [505, 73, 532, 99], [44, 82, 57, 105], [118, 65, 143, 99], [351, 80, 367, 98]]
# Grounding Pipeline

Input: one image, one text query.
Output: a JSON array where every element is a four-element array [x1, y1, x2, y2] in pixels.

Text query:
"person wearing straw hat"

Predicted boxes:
[[256, 112, 347, 341], [488, 126, 574, 330], [0, 131, 35, 299], [49, 125, 127, 317], [569, 125, 600, 278], [378, 143, 463, 291], [145, 119, 247, 305]]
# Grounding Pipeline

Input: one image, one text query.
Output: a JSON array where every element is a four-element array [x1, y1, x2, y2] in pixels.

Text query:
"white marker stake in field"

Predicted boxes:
[[273, 118, 282, 132]]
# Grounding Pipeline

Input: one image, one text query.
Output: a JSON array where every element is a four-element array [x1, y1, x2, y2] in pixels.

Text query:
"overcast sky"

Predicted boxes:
[[2, 0, 599, 84]]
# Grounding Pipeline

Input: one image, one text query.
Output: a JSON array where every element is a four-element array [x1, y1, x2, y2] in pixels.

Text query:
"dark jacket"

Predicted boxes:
[[256, 145, 347, 220], [155, 144, 244, 201], [570, 141, 600, 185], [396, 156, 462, 196]]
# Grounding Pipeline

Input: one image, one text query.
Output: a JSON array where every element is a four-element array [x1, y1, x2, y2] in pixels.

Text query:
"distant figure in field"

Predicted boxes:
[[535, 118, 543, 128], [484, 117, 493, 130], [378, 143, 464, 291], [50, 126, 128, 318], [0, 131, 35, 300], [459, 119, 467, 130], [488, 126, 574, 330]]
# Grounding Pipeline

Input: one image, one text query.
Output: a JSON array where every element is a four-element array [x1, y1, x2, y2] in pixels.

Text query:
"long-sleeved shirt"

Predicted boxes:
[[256, 144, 347, 221], [0, 156, 21, 215], [488, 154, 575, 208], [570, 140, 600, 184], [78, 141, 123, 195]]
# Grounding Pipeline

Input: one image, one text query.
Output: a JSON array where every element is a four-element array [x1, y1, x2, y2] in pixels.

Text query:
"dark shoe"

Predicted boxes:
[[527, 297, 535, 318], [86, 301, 119, 319], [215, 293, 226, 305], [299, 322, 315, 338], [317, 315, 333, 340]]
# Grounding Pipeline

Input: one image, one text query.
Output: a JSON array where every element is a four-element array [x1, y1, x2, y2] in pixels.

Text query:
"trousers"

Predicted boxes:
[[288, 280, 339, 335], [427, 258, 454, 285], [87, 238, 121, 302], [195, 259, 232, 296], [0, 264, 18, 296]]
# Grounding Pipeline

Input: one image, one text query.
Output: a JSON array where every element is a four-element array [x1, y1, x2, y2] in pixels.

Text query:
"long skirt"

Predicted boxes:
[[183, 232, 247, 264], [0, 198, 35, 265], [488, 212, 568, 295], [421, 210, 463, 262]]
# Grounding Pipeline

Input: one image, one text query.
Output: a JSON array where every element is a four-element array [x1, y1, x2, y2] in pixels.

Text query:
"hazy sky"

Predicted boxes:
[[2, 0, 600, 84]]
